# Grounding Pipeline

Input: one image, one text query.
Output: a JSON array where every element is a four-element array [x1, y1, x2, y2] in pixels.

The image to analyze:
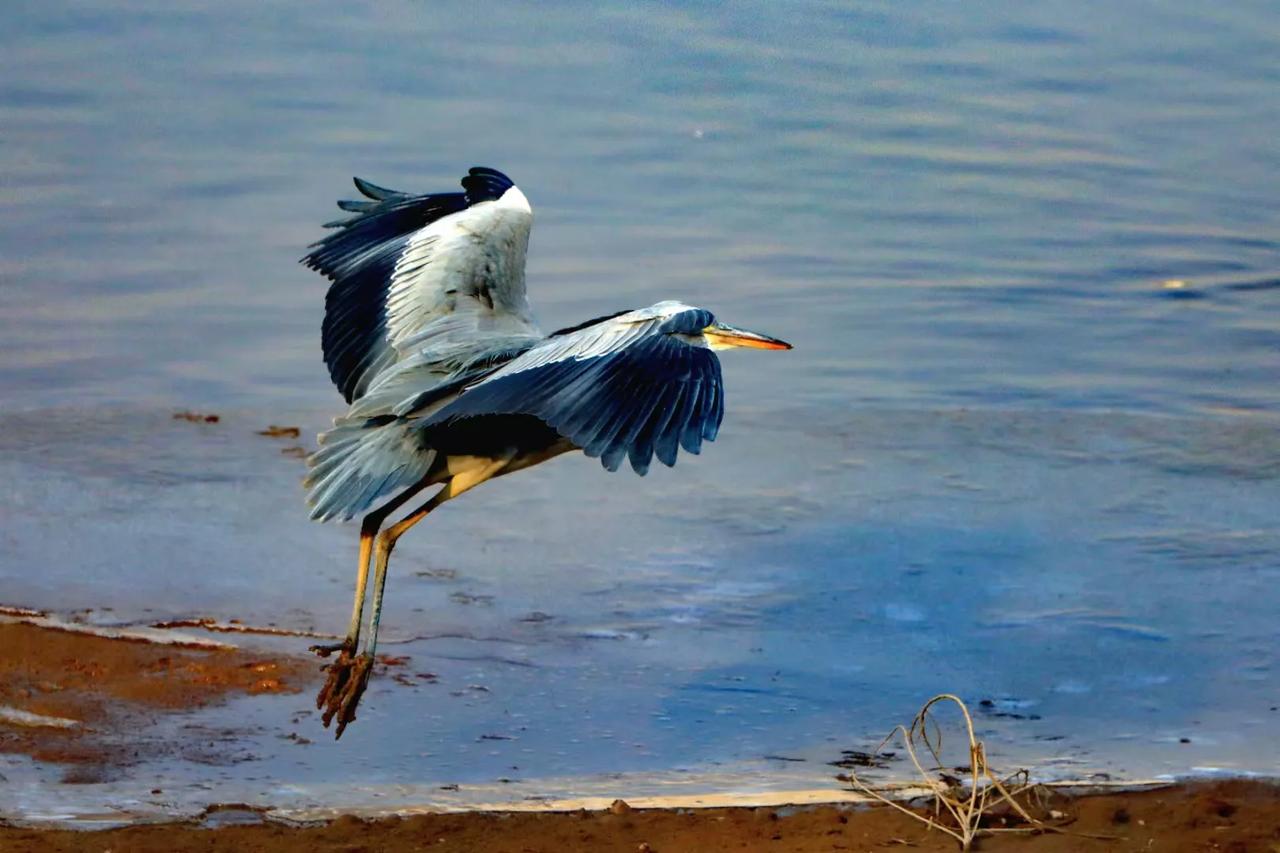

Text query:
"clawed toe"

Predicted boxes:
[[309, 640, 352, 658], [316, 650, 374, 739], [315, 647, 353, 712]]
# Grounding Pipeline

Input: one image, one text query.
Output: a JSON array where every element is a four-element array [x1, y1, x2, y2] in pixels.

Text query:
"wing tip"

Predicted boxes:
[[352, 176, 401, 200], [462, 166, 516, 204]]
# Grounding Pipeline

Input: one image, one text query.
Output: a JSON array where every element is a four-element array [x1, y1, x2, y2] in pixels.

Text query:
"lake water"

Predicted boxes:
[[2, 0, 1278, 823]]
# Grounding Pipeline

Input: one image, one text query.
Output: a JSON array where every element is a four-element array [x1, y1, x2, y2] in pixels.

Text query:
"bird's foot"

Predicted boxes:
[[316, 649, 374, 739], [309, 638, 354, 658]]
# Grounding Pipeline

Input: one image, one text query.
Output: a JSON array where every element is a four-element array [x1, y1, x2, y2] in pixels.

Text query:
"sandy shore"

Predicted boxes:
[[2, 617, 1276, 851], [0, 616, 315, 777], [0, 780, 1276, 851]]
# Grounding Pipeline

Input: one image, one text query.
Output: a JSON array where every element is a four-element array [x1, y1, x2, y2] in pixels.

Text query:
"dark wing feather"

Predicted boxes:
[[461, 167, 516, 203], [353, 176, 405, 201], [302, 167, 531, 404], [420, 333, 723, 475], [305, 188, 469, 402]]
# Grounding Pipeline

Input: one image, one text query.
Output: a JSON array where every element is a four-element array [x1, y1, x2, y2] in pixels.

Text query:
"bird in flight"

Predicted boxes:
[[301, 167, 790, 738]]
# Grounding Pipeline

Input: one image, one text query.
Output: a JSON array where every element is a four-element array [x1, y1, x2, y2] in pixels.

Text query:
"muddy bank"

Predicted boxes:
[[0, 618, 316, 778], [3, 615, 1277, 852], [0, 780, 1276, 851]]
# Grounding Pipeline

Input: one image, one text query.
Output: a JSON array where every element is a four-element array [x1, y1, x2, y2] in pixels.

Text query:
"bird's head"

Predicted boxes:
[[642, 301, 792, 352]]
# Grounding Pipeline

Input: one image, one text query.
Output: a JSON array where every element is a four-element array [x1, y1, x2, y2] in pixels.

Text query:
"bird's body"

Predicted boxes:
[[302, 167, 789, 736]]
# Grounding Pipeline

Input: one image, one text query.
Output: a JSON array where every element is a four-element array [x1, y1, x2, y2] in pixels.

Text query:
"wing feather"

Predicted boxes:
[[582, 375, 643, 458], [302, 167, 541, 404], [702, 379, 724, 441], [655, 380, 696, 465], [420, 318, 723, 475], [629, 383, 681, 472], [352, 176, 405, 201], [679, 380, 707, 455], [619, 345, 690, 474], [553, 355, 635, 439]]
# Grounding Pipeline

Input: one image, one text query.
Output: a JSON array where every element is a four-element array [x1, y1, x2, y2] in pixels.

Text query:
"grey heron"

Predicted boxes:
[[302, 167, 790, 737]]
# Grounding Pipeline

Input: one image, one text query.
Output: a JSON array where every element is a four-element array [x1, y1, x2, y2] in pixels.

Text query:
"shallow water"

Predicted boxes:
[[2, 0, 1279, 823]]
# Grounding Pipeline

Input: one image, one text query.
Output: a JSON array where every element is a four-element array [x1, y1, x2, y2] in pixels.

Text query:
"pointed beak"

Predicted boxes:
[[702, 322, 793, 351]]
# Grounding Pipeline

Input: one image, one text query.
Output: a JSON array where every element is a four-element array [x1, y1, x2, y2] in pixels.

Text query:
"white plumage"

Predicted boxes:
[[298, 167, 790, 738]]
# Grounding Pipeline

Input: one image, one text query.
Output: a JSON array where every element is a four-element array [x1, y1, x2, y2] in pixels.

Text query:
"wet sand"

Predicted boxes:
[[0, 780, 1276, 851], [0, 617, 315, 777], [3, 619, 1278, 851]]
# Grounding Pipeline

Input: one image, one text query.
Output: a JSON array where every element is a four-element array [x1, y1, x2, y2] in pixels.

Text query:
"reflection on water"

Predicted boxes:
[[1, 0, 1279, 823]]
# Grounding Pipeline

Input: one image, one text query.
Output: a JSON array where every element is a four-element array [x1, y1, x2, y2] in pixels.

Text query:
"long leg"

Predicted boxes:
[[322, 455, 512, 738], [310, 482, 426, 658], [311, 480, 430, 721]]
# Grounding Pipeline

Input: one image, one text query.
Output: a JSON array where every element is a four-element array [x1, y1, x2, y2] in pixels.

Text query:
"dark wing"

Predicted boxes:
[[302, 167, 540, 404], [420, 319, 725, 475]]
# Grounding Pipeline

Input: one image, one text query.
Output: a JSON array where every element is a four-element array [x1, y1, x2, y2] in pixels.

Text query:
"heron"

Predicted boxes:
[[301, 167, 791, 738]]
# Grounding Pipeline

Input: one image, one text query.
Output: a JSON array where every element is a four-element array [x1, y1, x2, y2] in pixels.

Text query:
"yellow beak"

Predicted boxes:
[[702, 322, 792, 351]]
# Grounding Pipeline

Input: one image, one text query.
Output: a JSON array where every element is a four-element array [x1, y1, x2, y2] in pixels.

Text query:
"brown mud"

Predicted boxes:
[[2, 622, 1277, 850], [0, 620, 315, 777], [1, 780, 1277, 851]]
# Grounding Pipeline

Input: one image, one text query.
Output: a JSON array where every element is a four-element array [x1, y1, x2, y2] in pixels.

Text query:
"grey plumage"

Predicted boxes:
[[300, 166, 791, 739], [303, 300, 726, 521], [301, 169, 744, 523]]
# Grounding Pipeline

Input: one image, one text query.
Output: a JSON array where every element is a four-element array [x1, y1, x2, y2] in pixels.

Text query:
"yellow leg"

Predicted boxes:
[[322, 454, 513, 738], [363, 456, 512, 658], [311, 481, 428, 658], [344, 517, 378, 643]]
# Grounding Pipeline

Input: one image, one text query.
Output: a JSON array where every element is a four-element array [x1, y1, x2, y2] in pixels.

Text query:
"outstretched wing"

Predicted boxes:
[[302, 167, 541, 404], [420, 307, 725, 475]]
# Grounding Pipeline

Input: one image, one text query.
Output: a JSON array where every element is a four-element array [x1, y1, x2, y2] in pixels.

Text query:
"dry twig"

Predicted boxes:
[[843, 693, 1059, 850]]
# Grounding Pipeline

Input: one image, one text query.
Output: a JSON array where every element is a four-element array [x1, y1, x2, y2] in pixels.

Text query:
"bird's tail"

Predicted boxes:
[[304, 417, 436, 522]]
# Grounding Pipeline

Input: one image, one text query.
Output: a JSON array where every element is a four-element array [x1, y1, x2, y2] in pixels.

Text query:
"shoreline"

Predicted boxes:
[[3, 779, 1278, 852], [3, 614, 1276, 851]]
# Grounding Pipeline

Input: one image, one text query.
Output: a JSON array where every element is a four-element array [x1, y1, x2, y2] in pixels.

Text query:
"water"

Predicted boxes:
[[2, 0, 1278, 823]]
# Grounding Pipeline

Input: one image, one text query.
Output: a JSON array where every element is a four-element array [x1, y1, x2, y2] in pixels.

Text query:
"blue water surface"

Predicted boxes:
[[1, 0, 1278, 822]]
